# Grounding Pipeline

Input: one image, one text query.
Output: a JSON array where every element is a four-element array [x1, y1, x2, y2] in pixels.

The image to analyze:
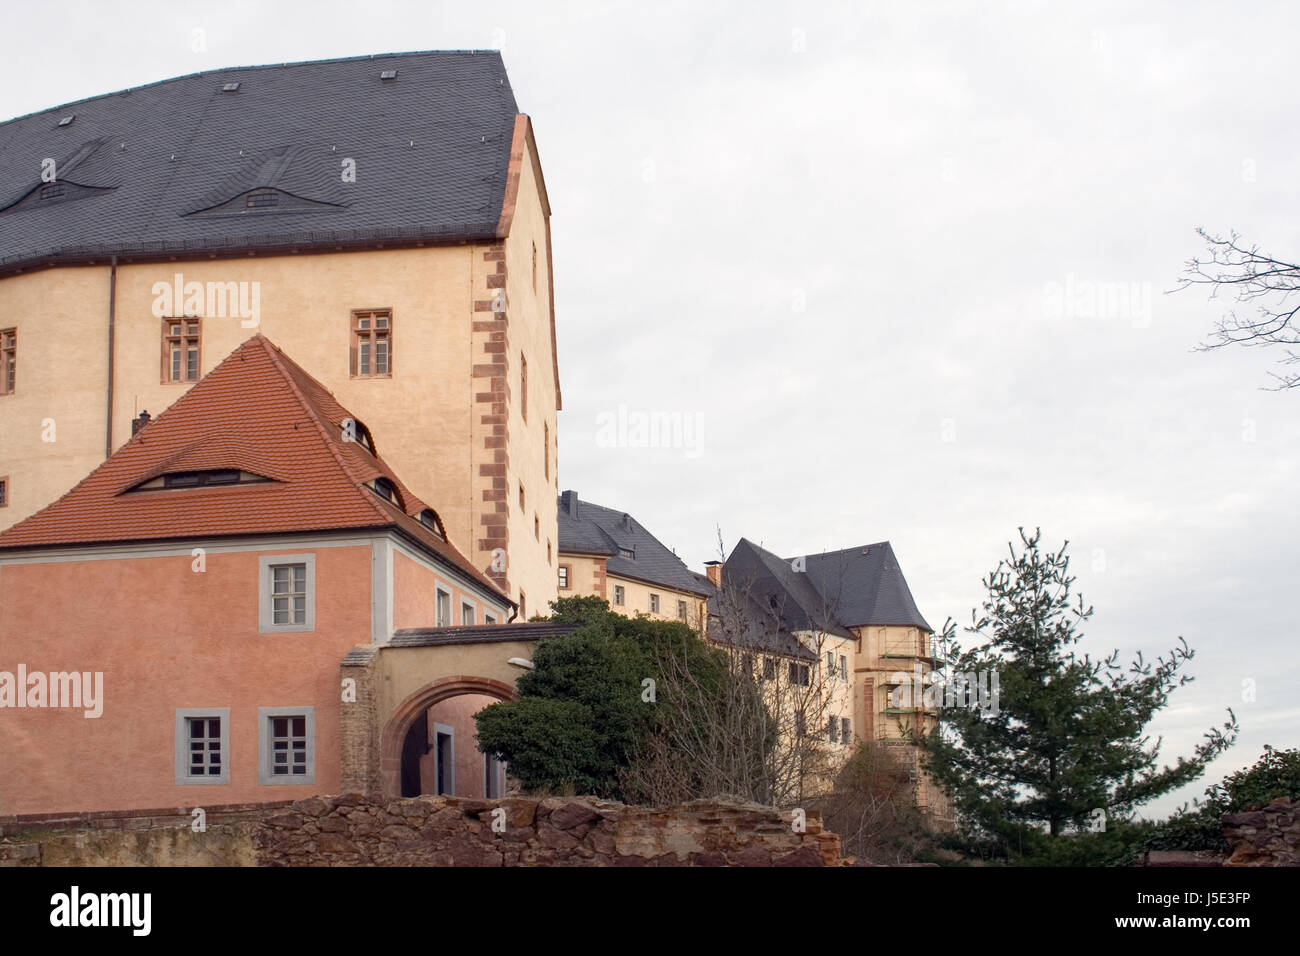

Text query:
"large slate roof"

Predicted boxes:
[[710, 538, 932, 641], [556, 491, 713, 598], [794, 542, 933, 631], [0, 51, 519, 274]]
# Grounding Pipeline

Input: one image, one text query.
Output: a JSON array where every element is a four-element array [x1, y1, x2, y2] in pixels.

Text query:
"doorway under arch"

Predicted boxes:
[[379, 676, 516, 800]]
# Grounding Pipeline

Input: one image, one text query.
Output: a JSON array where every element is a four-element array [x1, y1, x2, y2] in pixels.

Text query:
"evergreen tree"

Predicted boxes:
[[919, 528, 1238, 857]]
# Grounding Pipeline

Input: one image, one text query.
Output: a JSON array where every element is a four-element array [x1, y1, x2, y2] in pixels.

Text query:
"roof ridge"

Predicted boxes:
[[0, 50, 508, 128], [255, 336, 394, 526]]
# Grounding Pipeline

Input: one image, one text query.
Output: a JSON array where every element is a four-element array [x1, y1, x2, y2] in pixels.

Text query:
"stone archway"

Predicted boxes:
[[378, 676, 517, 800]]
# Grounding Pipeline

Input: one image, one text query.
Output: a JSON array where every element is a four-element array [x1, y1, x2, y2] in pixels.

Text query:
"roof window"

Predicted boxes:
[[221, 82, 241, 92], [370, 477, 401, 506], [418, 509, 445, 539]]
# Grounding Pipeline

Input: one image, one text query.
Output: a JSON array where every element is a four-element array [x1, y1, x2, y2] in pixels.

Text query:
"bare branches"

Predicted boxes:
[[1177, 227, 1300, 388]]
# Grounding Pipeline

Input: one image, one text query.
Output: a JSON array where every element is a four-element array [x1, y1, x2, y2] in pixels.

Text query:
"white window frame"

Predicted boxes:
[[174, 708, 230, 785], [258, 554, 316, 633], [649, 593, 660, 613], [613, 585, 625, 606], [258, 706, 316, 785], [436, 587, 452, 627], [461, 598, 477, 626]]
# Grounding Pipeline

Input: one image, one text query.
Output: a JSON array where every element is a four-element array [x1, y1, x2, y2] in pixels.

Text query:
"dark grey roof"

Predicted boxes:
[[792, 542, 932, 631], [712, 537, 931, 639], [706, 587, 818, 662], [719, 539, 856, 639], [0, 51, 519, 275], [556, 491, 713, 597], [389, 621, 579, 647]]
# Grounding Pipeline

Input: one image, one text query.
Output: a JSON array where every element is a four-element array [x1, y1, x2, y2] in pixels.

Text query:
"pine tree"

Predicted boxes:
[[919, 528, 1238, 857]]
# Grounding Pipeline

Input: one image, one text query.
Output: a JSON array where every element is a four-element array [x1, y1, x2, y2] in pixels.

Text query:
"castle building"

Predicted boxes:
[[555, 490, 712, 626], [0, 335, 538, 814], [0, 51, 560, 610], [709, 538, 951, 820]]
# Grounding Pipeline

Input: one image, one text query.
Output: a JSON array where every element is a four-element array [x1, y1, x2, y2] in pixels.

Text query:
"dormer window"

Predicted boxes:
[[370, 477, 401, 507], [619, 547, 635, 560], [128, 469, 269, 492], [164, 469, 239, 488], [417, 509, 445, 539], [40, 183, 66, 200], [245, 188, 279, 209]]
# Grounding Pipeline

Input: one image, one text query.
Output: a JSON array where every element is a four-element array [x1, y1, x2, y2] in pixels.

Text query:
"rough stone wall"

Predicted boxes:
[[1, 796, 842, 867], [0, 801, 293, 867], [1223, 797, 1299, 866], [256, 794, 841, 867]]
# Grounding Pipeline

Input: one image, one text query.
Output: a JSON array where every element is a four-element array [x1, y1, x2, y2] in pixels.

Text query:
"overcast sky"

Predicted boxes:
[[3, 0, 1296, 819]]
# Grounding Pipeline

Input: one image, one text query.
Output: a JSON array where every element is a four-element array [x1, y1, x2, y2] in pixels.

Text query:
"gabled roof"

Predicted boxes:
[[556, 491, 713, 598], [0, 334, 505, 599], [711, 538, 931, 638], [793, 542, 932, 631], [0, 51, 520, 275], [716, 539, 855, 640]]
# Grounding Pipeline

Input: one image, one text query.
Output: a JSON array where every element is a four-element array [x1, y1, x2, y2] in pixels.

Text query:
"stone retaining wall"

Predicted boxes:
[[257, 794, 842, 866], [1, 795, 842, 867], [1223, 797, 1298, 866]]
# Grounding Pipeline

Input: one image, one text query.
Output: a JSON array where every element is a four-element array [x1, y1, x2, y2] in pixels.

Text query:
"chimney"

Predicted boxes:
[[560, 490, 579, 518], [131, 410, 151, 435], [621, 513, 633, 532], [704, 560, 722, 588]]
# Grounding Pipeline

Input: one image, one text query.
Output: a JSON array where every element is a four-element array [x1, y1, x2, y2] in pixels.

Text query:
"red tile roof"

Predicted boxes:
[[0, 335, 505, 598]]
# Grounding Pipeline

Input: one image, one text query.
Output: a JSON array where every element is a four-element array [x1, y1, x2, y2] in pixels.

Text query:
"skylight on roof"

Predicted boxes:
[[380, 69, 398, 80], [221, 82, 241, 92], [57, 115, 74, 127]]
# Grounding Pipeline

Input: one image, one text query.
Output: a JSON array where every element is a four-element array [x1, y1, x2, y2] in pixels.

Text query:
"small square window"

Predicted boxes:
[[558, 565, 570, 590], [485, 613, 497, 626], [259, 554, 315, 633], [258, 707, 315, 785], [174, 709, 230, 785]]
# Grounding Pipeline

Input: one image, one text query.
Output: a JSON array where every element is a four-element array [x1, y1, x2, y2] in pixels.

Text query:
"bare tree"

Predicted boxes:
[[1178, 227, 1300, 388], [619, 531, 852, 808]]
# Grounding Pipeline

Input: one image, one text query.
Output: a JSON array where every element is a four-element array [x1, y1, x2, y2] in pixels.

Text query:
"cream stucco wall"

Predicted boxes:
[[602, 572, 708, 629], [0, 146, 560, 609]]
